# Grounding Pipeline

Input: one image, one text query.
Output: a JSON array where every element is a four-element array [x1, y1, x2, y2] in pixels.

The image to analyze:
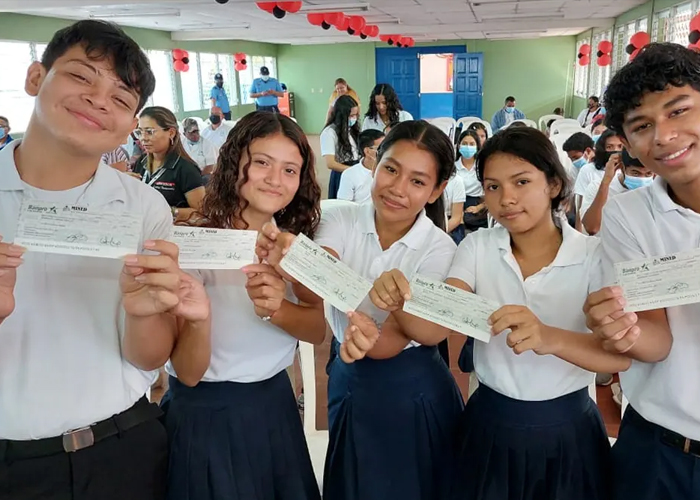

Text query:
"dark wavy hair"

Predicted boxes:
[[376, 120, 456, 231], [366, 84, 403, 123], [593, 129, 622, 171], [604, 43, 700, 136], [197, 112, 321, 238], [476, 127, 571, 211], [325, 94, 360, 163], [455, 129, 482, 160]]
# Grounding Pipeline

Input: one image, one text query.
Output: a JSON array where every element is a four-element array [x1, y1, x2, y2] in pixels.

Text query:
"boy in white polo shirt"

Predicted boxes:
[[0, 20, 210, 500], [584, 43, 700, 499]]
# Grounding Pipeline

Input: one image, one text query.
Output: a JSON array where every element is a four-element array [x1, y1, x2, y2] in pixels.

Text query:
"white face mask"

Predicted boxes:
[[261, 75, 270, 82]]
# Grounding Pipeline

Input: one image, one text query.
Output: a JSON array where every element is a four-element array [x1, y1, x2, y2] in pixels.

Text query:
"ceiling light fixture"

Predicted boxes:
[[480, 12, 565, 20], [300, 3, 370, 14], [90, 10, 182, 19]]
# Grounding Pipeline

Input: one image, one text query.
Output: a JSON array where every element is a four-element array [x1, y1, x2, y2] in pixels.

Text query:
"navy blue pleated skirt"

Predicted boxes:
[[161, 372, 321, 500], [451, 384, 611, 500], [324, 345, 464, 500], [328, 170, 342, 199]]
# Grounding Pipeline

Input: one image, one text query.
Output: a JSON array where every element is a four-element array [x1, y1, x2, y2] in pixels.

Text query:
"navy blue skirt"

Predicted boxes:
[[162, 372, 321, 500], [451, 384, 611, 500], [324, 345, 464, 500], [328, 170, 342, 199]]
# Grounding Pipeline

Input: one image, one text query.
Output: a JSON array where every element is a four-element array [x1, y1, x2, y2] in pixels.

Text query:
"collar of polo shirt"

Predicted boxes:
[[0, 140, 127, 206], [356, 201, 434, 250], [649, 176, 689, 214]]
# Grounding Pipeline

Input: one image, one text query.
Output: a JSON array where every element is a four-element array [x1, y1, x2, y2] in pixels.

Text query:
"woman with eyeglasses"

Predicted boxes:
[[132, 106, 206, 222]]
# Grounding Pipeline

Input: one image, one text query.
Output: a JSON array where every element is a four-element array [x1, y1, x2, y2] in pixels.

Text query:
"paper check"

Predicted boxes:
[[403, 275, 499, 343], [280, 233, 373, 312], [615, 248, 700, 312], [170, 227, 257, 269], [14, 200, 141, 259]]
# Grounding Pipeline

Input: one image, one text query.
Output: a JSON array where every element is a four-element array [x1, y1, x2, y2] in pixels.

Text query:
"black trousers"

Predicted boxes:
[[0, 418, 168, 500], [256, 105, 280, 113]]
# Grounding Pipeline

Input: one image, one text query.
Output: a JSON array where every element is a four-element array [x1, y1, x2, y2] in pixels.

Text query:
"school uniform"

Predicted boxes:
[[444, 173, 467, 244], [361, 110, 413, 132], [337, 161, 372, 204], [201, 122, 234, 152], [573, 162, 605, 198], [599, 176, 700, 500], [162, 268, 320, 500], [133, 152, 203, 208], [448, 222, 611, 500], [579, 174, 627, 219], [317, 202, 464, 500], [320, 126, 360, 200], [183, 137, 218, 172], [455, 159, 487, 232], [0, 140, 172, 500]]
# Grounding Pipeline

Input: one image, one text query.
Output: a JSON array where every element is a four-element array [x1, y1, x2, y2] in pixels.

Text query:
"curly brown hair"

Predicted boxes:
[[198, 112, 321, 238]]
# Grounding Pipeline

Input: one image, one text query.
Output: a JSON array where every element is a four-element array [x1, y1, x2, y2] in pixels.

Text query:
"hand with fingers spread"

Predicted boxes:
[[583, 287, 641, 353], [243, 263, 287, 320], [0, 236, 26, 323], [339, 311, 381, 363], [255, 222, 296, 269], [489, 305, 558, 356], [369, 269, 412, 312]]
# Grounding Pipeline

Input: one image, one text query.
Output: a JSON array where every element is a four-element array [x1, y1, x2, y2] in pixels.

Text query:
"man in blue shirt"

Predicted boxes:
[[209, 73, 231, 120], [0, 116, 13, 151], [250, 66, 284, 113], [491, 96, 526, 132]]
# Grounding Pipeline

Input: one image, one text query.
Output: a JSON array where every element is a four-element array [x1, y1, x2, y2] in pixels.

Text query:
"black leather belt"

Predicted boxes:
[[628, 406, 700, 458], [0, 397, 162, 461]]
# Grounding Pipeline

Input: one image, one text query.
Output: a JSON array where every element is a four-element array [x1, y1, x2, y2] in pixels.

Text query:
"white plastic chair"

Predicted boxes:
[[539, 114, 564, 131], [549, 119, 581, 135], [507, 119, 538, 129], [430, 117, 457, 142], [456, 117, 493, 140]]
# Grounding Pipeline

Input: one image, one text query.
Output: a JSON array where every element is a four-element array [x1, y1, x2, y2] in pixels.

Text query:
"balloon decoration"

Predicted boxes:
[[172, 49, 190, 72], [626, 31, 650, 61], [234, 52, 247, 72], [577, 43, 591, 66], [256, 2, 302, 19], [380, 34, 414, 48], [689, 13, 700, 51], [597, 40, 613, 67], [347, 15, 366, 36], [360, 24, 380, 40]]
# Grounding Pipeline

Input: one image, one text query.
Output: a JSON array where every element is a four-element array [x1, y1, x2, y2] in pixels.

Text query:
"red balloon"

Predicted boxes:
[[257, 2, 277, 13], [235, 62, 247, 71], [598, 54, 612, 67], [279, 1, 302, 13], [174, 60, 186, 72], [324, 12, 342, 26], [366, 25, 380, 38], [379, 34, 391, 42], [598, 40, 613, 54], [234, 52, 246, 62], [630, 48, 641, 60], [579, 43, 591, 56], [335, 15, 350, 31], [629, 31, 650, 49], [307, 13, 324, 26], [578, 55, 590, 66], [691, 13, 700, 33], [348, 16, 366, 32], [172, 49, 185, 60], [406, 37, 415, 47]]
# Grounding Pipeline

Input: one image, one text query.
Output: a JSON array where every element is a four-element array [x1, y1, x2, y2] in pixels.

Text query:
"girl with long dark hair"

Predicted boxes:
[[362, 84, 413, 132], [321, 94, 361, 199]]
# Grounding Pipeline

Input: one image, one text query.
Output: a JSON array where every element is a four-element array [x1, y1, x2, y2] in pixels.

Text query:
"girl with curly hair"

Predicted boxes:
[[161, 111, 324, 500], [362, 83, 413, 132]]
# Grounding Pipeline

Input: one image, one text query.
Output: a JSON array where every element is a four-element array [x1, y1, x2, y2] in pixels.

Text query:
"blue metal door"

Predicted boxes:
[[375, 48, 420, 119], [453, 53, 483, 119]]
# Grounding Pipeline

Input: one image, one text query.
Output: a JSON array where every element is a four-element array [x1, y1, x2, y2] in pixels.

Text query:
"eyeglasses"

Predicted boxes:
[[133, 128, 167, 139], [186, 129, 200, 134]]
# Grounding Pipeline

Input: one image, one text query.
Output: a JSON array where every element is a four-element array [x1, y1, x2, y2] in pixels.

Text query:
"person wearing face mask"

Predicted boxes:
[[590, 119, 607, 145], [210, 73, 231, 121], [321, 95, 361, 199], [201, 106, 234, 152], [491, 96, 526, 132], [581, 150, 654, 235], [577, 96, 606, 127], [182, 118, 218, 178], [0, 116, 12, 151], [455, 130, 487, 232], [337, 129, 384, 204], [563, 133, 596, 179], [573, 129, 624, 203], [250, 66, 284, 113]]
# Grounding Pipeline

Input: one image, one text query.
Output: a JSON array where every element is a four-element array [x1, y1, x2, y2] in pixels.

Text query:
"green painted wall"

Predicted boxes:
[[0, 13, 276, 120], [278, 37, 575, 133]]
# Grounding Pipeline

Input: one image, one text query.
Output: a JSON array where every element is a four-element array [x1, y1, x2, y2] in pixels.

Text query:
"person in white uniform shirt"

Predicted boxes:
[[361, 84, 413, 132], [584, 43, 700, 500], [455, 130, 487, 233], [446, 127, 629, 500], [573, 129, 623, 199], [201, 106, 233, 152], [580, 149, 654, 235], [161, 112, 323, 500], [577, 95, 605, 127], [321, 95, 361, 199], [0, 20, 210, 500], [182, 117, 217, 177], [337, 129, 384, 204], [257, 120, 463, 500]]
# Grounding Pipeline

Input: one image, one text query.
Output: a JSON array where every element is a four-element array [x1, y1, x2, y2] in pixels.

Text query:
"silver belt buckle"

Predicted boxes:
[[62, 426, 95, 453]]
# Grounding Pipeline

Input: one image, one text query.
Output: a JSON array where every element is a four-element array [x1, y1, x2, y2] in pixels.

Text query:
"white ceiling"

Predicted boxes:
[[0, 0, 648, 44]]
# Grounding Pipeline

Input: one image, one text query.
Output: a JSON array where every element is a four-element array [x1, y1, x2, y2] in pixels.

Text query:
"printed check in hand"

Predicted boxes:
[[340, 311, 381, 363], [121, 240, 210, 322], [489, 305, 559, 356], [583, 286, 641, 354], [0, 236, 26, 322], [370, 269, 412, 312]]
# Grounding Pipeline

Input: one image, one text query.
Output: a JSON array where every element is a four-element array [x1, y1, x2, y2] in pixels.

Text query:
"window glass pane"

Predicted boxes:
[[34, 43, 48, 62], [574, 40, 590, 98], [199, 52, 219, 110], [218, 54, 238, 106], [0, 42, 35, 133], [668, 2, 692, 44], [180, 53, 202, 112], [653, 9, 671, 42], [239, 61, 255, 105], [146, 50, 177, 112], [264, 56, 277, 78]]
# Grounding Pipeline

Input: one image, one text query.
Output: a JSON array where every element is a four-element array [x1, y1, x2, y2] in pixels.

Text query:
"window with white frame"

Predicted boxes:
[[574, 39, 590, 98], [180, 53, 203, 112], [612, 17, 650, 74], [198, 53, 238, 110], [588, 32, 604, 99], [240, 55, 278, 105], [653, 2, 695, 44], [0, 41, 35, 134], [145, 50, 177, 112]]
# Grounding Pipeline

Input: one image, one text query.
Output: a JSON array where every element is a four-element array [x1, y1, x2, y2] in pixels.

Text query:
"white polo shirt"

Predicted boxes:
[[0, 140, 172, 439], [337, 162, 373, 204], [444, 173, 467, 217], [166, 269, 297, 383], [454, 159, 484, 198], [580, 174, 627, 219], [320, 126, 359, 163], [361, 110, 413, 132], [448, 222, 600, 401], [573, 163, 605, 197], [201, 122, 233, 152], [314, 202, 456, 344], [599, 177, 700, 440], [183, 136, 218, 171]]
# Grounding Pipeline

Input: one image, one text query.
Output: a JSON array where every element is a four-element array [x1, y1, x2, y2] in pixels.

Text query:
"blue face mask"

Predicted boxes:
[[348, 117, 357, 128], [624, 175, 654, 190], [460, 145, 478, 159], [0, 128, 5, 140], [572, 157, 588, 169], [504, 106, 514, 114], [592, 134, 601, 144]]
